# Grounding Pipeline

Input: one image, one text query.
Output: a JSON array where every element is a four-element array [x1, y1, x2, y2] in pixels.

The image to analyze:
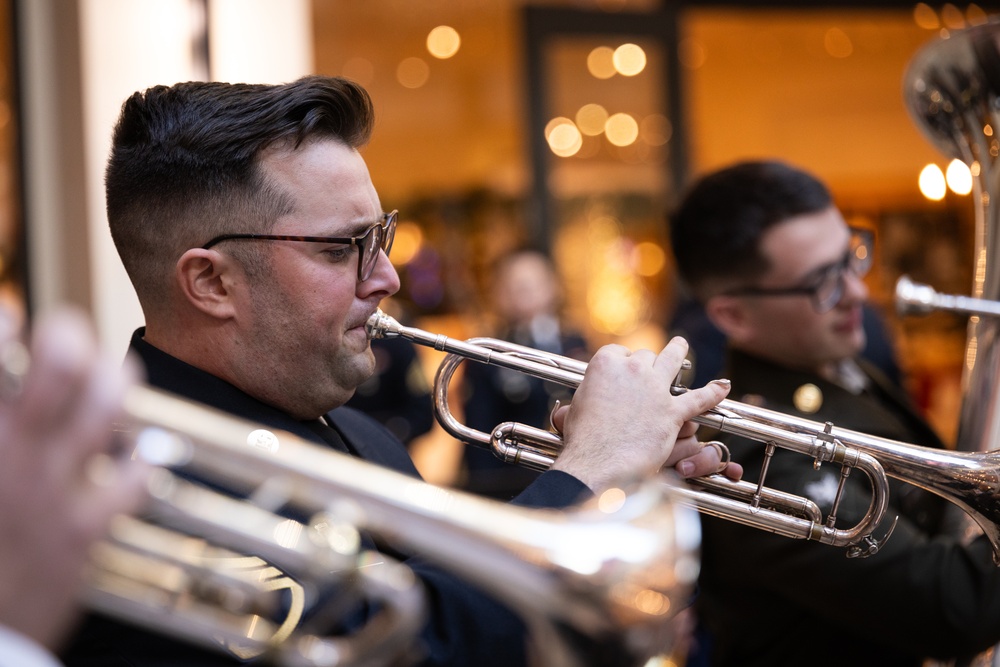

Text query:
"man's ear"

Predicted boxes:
[[705, 294, 751, 342], [175, 248, 239, 319]]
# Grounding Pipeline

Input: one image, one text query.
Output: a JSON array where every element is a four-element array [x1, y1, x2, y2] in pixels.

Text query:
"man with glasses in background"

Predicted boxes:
[[669, 160, 1000, 666], [61, 76, 737, 667]]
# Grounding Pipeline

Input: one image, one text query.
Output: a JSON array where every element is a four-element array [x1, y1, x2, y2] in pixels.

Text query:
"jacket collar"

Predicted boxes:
[[130, 327, 336, 447]]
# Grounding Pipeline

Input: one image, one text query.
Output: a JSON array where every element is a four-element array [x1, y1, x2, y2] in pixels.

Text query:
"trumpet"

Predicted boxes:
[[896, 275, 1000, 319], [367, 309, 1000, 562], [97, 383, 701, 667], [367, 310, 890, 556]]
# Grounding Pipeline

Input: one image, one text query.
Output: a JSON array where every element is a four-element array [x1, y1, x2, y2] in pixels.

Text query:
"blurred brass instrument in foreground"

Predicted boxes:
[[92, 384, 700, 667], [86, 477, 423, 667], [367, 310, 891, 557]]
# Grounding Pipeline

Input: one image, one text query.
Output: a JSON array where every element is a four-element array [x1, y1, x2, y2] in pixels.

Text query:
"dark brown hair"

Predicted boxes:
[[106, 75, 375, 304]]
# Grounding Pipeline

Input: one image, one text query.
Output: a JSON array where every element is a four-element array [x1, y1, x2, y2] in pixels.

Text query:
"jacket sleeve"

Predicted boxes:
[[403, 470, 603, 667]]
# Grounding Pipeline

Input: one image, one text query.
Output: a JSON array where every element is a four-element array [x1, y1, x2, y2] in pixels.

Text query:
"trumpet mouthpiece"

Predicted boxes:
[[894, 275, 938, 316], [366, 309, 403, 340]]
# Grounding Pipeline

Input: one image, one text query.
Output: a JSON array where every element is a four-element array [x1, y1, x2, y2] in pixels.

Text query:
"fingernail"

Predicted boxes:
[[678, 461, 694, 477], [710, 378, 731, 387], [548, 399, 562, 430]]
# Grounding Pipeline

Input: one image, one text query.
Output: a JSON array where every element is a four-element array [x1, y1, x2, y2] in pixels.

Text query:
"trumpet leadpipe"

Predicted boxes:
[[895, 275, 1000, 319]]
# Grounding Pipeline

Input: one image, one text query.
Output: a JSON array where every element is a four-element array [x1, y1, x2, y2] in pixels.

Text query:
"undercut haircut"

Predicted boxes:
[[669, 160, 833, 302], [105, 75, 375, 306]]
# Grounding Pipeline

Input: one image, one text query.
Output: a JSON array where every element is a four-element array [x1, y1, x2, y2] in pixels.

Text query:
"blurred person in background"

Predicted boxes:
[[669, 293, 906, 390], [669, 159, 1000, 667], [460, 248, 590, 500]]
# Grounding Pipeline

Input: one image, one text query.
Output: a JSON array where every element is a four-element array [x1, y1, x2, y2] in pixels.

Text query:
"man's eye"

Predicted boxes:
[[324, 246, 354, 262], [809, 266, 839, 290]]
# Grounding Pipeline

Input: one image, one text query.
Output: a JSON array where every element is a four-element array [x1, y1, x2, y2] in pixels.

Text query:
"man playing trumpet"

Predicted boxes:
[[60, 76, 736, 667]]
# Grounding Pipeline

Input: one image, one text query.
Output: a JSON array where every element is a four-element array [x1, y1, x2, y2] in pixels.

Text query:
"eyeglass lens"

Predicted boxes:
[[813, 233, 873, 312], [359, 213, 397, 281]]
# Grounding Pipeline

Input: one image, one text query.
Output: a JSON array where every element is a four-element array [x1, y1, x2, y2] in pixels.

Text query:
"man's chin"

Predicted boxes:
[[850, 330, 867, 357], [345, 325, 373, 349], [346, 350, 377, 386]]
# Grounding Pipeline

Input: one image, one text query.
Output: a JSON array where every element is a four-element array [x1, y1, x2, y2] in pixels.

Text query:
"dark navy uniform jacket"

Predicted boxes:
[[62, 329, 596, 667]]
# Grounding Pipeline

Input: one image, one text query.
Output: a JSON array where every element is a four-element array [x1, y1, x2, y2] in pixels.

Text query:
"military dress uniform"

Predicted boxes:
[[693, 348, 1000, 667]]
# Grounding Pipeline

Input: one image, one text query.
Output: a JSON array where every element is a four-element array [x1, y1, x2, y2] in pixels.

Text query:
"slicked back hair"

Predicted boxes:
[[669, 160, 833, 302], [106, 75, 375, 306]]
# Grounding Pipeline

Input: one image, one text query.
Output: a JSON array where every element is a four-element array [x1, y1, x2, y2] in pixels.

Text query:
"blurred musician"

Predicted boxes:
[[461, 248, 589, 499], [669, 160, 1000, 666]]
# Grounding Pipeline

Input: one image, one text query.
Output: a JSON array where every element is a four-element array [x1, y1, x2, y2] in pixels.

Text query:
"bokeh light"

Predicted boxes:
[[390, 220, 424, 265], [941, 3, 966, 30], [679, 38, 706, 70], [945, 159, 973, 195], [576, 103, 609, 136], [605, 113, 639, 147], [342, 57, 374, 86], [427, 25, 461, 59], [640, 114, 672, 146], [968, 4, 989, 25], [824, 28, 853, 58], [397, 57, 430, 88], [919, 163, 946, 201], [597, 487, 627, 513], [587, 46, 617, 79], [546, 117, 583, 157], [633, 242, 666, 277], [913, 3, 940, 30], [613, 43, 646, 76]]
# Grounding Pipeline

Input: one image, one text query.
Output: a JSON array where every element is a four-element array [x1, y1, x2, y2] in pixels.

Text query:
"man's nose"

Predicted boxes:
[[359, 249, 400, 297], [842, 267, 869, 303]]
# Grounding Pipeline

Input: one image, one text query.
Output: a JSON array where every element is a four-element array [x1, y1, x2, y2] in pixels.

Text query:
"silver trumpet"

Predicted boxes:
[[367, 310, 891, 557], [369, 308, 1000, 562], [896, 275, 1000, 319], [98, 383, 701, 667]]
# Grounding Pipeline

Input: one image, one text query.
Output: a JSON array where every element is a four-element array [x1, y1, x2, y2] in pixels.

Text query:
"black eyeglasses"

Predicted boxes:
[[202, 210, 398, 282], [723, 228, 874, 313]]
